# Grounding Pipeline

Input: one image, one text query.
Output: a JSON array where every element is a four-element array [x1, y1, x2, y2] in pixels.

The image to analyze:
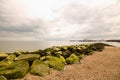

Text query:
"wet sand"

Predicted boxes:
[[19, 46, 120, 80]]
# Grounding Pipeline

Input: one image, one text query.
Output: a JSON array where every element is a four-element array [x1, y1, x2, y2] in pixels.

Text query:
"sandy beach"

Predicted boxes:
[[19, 46, 120, 80]]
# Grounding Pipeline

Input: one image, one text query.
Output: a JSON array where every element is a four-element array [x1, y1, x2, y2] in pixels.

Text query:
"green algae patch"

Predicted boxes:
[[0, 60, 29, 79], [30, 60, 50, 76], [15, 54, 40, 61], [66, 54, 80, 64]]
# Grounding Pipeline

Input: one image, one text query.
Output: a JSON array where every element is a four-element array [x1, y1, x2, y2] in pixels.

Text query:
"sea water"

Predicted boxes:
[[0, 41, 119, 53]]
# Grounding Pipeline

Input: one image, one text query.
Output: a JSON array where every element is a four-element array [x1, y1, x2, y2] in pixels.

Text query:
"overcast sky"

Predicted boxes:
[[0, 0, 120, 41]]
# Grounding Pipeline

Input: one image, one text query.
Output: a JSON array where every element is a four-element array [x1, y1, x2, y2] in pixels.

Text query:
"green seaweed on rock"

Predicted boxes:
[[5, 54, 16, 61], [66, 54, 80, 64], [43, 56, 65, 71], [15, 54, 40, 61], [30, 60, 50, 76], [0, 60, 29, 79], [0, 53, 8, 61], [0, 43, 106, 79], [0, 75, 7, 80]]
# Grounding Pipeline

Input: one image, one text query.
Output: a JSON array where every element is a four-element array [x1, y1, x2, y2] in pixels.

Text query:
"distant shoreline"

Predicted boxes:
[[70, 39, 120, 43]]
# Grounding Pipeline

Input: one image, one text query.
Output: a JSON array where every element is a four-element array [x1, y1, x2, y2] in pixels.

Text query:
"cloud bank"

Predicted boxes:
[[0, 0, 119, 40]]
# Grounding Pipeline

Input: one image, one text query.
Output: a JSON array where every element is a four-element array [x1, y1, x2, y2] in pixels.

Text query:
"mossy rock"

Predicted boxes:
[[0, 75, 7, 80], [43, 51, 51, 56], [61, 46, 68, 51], [5, 54, 16, 61], [54, 51, 62, 57], [0, 53, 8, 61], [43, 46, 61, 56], [89, 43, 105, 52], [51, 46, 61, 52], [0, 60, 13, 68], [0, 53, 8, 57], [30, 50, 44, 55], [66, 54, 80, 64], [61, 50, 72, 58], [70, 47, 77, 52], [43, 56, 65, 71], [30, 60, 50, 76], [80, 46, 87, 50], [0, 60, 29, 79], [76, 47, 82, 51], [40, 56, 46, 61], [13, 51, 22, 56], [79, 54, 85, 59], [15, 54, 40, 61], [59, 56, 66, 64]]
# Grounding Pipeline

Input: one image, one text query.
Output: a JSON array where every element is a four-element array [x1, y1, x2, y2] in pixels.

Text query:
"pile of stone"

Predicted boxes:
[[0, 43, 105, 80]]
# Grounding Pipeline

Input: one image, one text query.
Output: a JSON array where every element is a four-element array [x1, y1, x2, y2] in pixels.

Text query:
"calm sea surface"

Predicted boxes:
[[0, 41, 120, 53]]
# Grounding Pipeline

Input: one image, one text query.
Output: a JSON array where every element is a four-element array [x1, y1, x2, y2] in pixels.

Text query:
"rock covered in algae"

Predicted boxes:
[[0, 53, 8, 61], [0, 43, 106, 79], [0, 60, 29, 79], [30, 60, 50, 76], [5, 54, 16, 61], [0, 75, 7, 80], [0, 60, 13, 67], [66, 54, 80, 64], [15, 54, 40, 61], [43, 56, 65, 71]]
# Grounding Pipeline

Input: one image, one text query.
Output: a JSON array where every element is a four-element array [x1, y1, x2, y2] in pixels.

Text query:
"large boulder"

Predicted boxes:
[[15, 54, 40, 61], [13, 51, 22, 56], [79, 54, 85, 59], [5, 54, 16, 61], [0, 53, 8, 61], [43, 56, 65, 71], [43, 46, 61, 56], [0, 60, 13, 67], [60, 46, 68, 51], [0, 60, 29, 79], [30, 60, 50, 76], [13, 51, 29, 56], [0, 75, 7, 80], [66, 54, 80, 64], [54, 51, 62, 57], [30, 50, 44, 55], [59, 56, 66, 64], [61, 50, 72, 58], [89, 43, 105, 52]]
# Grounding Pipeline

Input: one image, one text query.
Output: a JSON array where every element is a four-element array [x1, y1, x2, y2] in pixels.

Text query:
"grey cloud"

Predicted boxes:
[[0, 0, 120, 40], [0, 0, 47, 39], [58, 2, 120, 39]]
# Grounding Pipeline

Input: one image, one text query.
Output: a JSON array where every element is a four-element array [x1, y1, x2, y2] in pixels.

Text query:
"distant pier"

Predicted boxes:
[[70, 39, 120, 42], [70, 40, 106, 42]]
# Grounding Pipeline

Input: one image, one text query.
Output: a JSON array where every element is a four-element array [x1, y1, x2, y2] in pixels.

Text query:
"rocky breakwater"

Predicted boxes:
[[0, 43, 106, 80]]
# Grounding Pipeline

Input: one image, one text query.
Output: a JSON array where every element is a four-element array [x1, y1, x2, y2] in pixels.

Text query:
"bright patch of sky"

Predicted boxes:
[[18, 0, 117, 21], [79, 0, 117, 6]]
